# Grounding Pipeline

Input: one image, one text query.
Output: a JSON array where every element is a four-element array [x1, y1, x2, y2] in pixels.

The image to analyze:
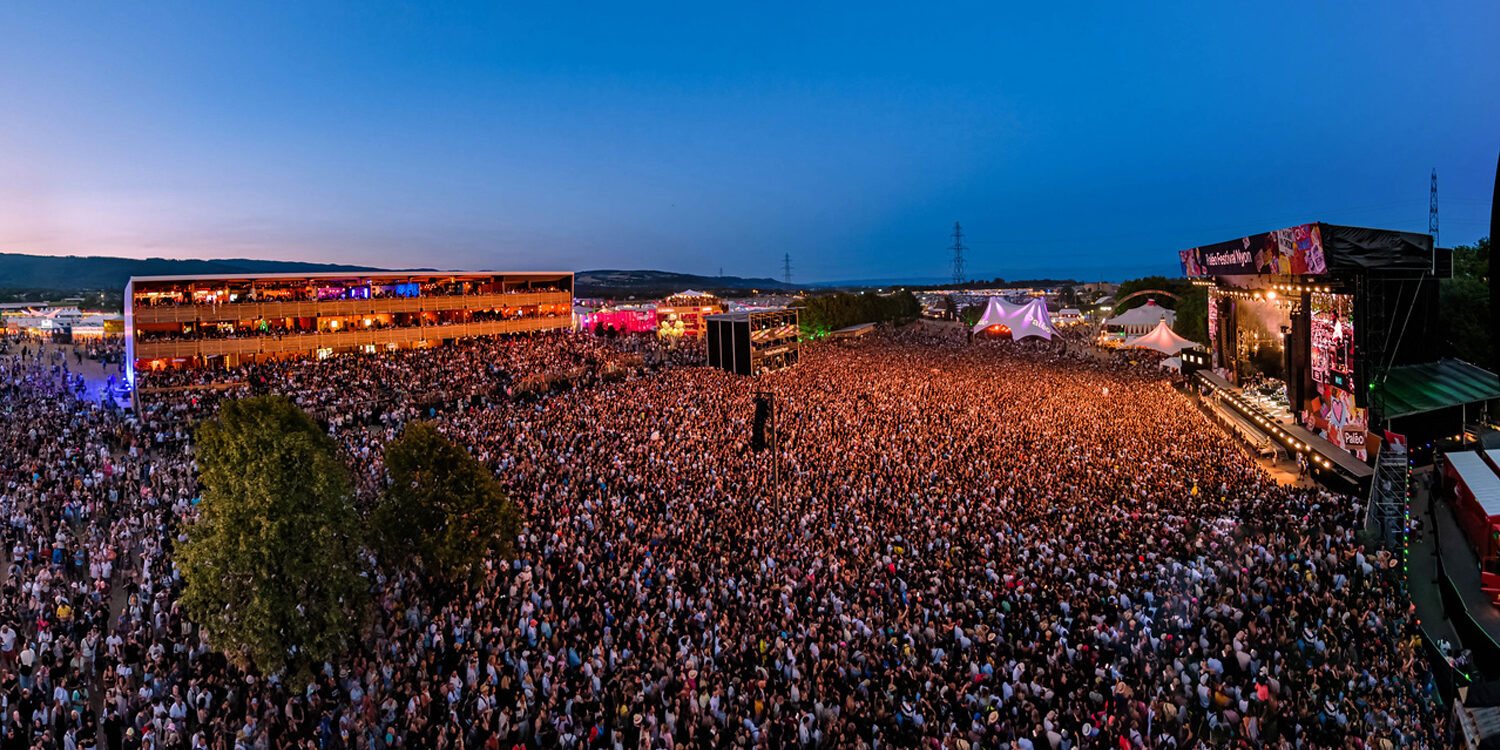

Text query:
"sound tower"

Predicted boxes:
[[705, 308, 800, 376], [751, 393, 771, 451]]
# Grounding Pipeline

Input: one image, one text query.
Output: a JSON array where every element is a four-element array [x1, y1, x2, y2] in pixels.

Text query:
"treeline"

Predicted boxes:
[[792, 290, 922, 337], [1441, 237, 1492, 371]]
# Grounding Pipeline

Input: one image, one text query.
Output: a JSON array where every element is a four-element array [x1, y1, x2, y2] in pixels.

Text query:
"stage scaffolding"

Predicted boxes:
[[1367, 441, 1409, 546]]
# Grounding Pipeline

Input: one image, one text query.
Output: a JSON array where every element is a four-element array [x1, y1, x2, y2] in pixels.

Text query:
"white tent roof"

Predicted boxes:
[[1106, 300, 1175, 328], [971, 297, 1055, 340], [1449, 452, 1500, 517], [1123, 319, 1198, 355]]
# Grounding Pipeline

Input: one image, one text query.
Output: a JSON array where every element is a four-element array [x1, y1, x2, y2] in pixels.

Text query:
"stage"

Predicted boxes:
[[1197, 370, 1373, 487]]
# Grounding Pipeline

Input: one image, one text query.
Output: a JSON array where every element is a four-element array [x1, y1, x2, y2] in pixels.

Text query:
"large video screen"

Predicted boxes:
[[1307, 292, 1365, 459], [1207, 298, 1220, 372], [1180, 223, 1327, 277], [1310, 293, 1354, 391]]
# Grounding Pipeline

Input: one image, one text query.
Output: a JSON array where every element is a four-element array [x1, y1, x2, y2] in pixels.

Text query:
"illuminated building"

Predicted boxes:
[[126, 271, 573, 383]]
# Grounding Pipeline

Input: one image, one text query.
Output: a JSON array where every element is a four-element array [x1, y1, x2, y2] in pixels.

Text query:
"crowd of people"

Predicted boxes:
[[0, 324, 1447, 749]]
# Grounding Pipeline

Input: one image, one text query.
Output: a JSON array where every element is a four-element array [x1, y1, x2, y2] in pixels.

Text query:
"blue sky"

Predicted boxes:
[[1, 2, 1495, 282]]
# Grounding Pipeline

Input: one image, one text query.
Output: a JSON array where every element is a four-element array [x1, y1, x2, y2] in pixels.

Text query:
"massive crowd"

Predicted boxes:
[[0, 325, 1445, 749]]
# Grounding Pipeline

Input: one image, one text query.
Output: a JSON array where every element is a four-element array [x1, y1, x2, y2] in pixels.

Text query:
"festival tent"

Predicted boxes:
[[971, 297, 1055, 340], [1104, 300, 1175, 334], [1158, 356, 1183, 370], [1122, 320, 1198, 355]]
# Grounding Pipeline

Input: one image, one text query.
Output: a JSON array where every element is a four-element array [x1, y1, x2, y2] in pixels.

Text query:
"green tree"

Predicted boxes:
[[792, 290, 922, 336], [1058, 285, 1079, 308], [1441, 237, 1492, 371], [177, 396, 367, 682], [373, 422, 521, 585]]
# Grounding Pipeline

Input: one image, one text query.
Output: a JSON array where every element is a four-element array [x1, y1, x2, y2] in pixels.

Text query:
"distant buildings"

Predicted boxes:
[[2, 304, 123, 339]]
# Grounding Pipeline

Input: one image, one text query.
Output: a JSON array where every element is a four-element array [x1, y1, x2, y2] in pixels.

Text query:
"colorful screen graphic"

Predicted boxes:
[[1207, 297, 1220, 371], [1306, 293, 1364, 459], [1180, 223, 1327, 277], [1313, 384, 1368, 461], [1310, 293, 1354, 392]]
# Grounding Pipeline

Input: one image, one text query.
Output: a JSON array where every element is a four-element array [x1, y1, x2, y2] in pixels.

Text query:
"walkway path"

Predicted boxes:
[[1408, 467, 1464, 649]]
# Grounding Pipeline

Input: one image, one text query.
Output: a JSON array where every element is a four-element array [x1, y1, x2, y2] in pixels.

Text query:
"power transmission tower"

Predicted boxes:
[[950, 222, 966, 286], [1430, 169, 1439, 246], [782, 253, 792, 286]]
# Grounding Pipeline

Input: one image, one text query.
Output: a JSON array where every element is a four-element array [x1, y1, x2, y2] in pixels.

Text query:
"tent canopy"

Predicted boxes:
[[1373, 359, 1500, 419], [1105, 299, 1175, 328], [1123, 319, 1198, 354], [971, 297, 1055, 340]]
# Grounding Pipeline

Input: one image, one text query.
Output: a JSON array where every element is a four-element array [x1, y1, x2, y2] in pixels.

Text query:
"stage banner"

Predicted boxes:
[[1180, 223, 1327, 277]]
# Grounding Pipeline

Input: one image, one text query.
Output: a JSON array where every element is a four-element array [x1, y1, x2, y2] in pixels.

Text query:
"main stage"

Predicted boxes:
[[1197, 369, 1373, 489]]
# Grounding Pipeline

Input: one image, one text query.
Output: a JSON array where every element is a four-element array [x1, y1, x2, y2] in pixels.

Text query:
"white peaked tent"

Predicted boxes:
[[1123, 319, 1198, 355], [1105, 299, 1175, 334], [971, 297, 1055, 340]]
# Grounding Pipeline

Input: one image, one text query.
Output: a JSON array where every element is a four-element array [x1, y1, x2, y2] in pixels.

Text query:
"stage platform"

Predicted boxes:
[[1196, 371, 1373, 485]]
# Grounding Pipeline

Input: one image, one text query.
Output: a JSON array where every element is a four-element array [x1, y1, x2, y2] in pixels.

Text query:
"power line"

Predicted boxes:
[[949, 221, 966, 286], [782, 252, 792, 286]]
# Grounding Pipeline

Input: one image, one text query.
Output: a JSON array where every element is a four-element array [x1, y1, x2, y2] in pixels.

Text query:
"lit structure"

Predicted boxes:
[[706, 309, 799, 376], [970, 297, 1055, 340], [1181, 222, 1446, 478], [126, 271, 573, 384], [655, 290, 724, 338], [2, 306, 123, 339]]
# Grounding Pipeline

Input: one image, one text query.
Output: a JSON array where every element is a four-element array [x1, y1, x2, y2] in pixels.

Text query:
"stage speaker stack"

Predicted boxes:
[[705, 309, 800, 377], [751, 393, 771, 451]]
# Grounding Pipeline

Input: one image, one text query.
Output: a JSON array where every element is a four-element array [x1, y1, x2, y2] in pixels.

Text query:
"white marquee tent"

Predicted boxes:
[[971, 297, 1055, 340], [1123, 319, 1198, 355], [1105, 300, 1175, 335]]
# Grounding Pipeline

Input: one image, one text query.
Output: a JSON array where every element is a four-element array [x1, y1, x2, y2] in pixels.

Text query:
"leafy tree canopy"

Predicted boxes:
[[373, 422, 522, 586], [177, 395, 367, 684], [1441, 237, 1492, 371], [792, 290, 922, 338]]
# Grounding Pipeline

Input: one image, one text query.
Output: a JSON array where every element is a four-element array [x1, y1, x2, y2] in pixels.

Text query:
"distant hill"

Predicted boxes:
[[0, 254, 800, 299], [574, 269, 795, 298], [0, 253, 386, 290]]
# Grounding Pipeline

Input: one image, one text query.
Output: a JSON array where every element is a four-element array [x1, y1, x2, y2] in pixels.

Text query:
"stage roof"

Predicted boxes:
[[1373, 359, 1500, 419], [1178, 222, 1436, 278], [971, 297, 1055, 340]]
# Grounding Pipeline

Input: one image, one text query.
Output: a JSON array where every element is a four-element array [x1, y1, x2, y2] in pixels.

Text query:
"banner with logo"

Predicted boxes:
[[1180, 223, 1328, 277]]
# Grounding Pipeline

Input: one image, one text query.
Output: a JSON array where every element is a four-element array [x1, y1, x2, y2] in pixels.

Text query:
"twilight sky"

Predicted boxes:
[[1, 2, 1495, 283]]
